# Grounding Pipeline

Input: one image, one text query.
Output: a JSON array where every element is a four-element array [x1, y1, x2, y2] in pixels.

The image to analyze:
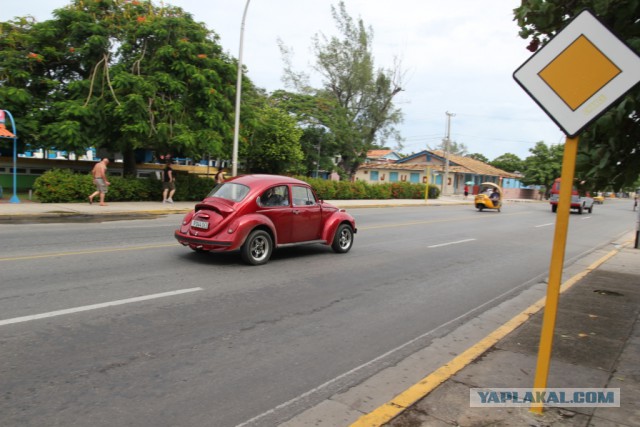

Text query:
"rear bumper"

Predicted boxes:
[[550, 202, 582, 208], [174, 231, 233, 248]]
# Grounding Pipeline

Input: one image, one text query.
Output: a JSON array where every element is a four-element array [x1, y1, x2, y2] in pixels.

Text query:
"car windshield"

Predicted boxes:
[[207, 183, 250, 202]]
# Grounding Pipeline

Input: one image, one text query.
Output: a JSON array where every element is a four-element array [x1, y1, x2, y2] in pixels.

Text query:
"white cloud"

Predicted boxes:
[[3, 0, 566, 160]]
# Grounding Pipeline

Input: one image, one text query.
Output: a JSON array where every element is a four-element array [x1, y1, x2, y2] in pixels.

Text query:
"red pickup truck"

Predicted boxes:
[[549, 178, 594, 214]]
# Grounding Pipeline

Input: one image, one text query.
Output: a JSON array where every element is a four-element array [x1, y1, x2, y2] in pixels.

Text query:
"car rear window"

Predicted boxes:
[[207, 183, 250, 202]]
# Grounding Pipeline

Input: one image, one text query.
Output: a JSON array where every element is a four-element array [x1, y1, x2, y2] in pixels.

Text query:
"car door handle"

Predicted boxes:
[[292, 210, 300, 215]]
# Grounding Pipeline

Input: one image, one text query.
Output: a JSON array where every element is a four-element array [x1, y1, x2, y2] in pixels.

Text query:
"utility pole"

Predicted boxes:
[[443, 111, 455, 195], [231, 0, 251, 177]]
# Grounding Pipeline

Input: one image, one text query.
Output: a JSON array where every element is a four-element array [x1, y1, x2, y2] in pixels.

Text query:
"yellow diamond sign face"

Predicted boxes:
[[514, 10, 640, 137], [539, 35, 621, 111]]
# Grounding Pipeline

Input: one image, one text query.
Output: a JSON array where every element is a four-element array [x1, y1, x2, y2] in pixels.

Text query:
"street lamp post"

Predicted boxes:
[[231, 0, 251, 177]]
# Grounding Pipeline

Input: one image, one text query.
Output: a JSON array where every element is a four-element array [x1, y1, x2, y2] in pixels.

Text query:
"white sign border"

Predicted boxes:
[[514, 9, 640, 137]]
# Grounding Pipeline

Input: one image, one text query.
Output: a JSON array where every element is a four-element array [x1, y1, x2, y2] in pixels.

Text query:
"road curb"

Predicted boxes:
[[0, 209, 192, 224]]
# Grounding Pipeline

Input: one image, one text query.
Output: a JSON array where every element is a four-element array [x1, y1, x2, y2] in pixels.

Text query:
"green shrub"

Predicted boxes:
[[33, 169, 440, 202], [33, 168, 216, 203], [33, 169, 94, 203], [175, 172, 215, 201], [105, 176, 156, 201], [293, 175, 440, 200]]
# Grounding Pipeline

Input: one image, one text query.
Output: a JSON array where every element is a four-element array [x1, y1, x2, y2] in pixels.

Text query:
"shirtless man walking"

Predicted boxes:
[[88, 158, 110, 206]]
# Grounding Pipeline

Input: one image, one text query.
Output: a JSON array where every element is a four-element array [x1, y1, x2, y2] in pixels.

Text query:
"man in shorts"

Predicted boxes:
[[88, 158, 110, 206], [162, 161, 176, 203]]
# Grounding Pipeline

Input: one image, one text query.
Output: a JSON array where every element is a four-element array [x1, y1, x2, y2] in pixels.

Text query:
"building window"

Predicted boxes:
[[370, 171, 379, 181], [390, 172, 399, 182], [410, 172, 420, 183]]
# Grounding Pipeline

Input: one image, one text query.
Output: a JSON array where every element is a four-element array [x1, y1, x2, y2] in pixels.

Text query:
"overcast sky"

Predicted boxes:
[[4, 0, 567, 160]]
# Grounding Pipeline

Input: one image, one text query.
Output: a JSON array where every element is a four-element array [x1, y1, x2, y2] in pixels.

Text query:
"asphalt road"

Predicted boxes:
[[0, 199, 634, 426]]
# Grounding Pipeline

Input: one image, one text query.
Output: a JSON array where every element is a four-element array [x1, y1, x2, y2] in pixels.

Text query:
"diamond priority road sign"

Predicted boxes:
[[514, 9, 640, 137]]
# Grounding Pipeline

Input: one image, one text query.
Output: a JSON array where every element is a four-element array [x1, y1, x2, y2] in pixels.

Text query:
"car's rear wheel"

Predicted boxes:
[[332, 223, 354, 253], [241, 229, 273, 265]]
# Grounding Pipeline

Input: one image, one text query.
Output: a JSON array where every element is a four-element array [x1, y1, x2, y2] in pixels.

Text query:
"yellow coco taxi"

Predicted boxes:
[[474, 182, 503, 212], [593, 193, 605, 204]]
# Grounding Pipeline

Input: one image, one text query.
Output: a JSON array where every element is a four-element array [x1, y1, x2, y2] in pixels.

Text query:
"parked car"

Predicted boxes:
[[174, 174, 357, 265]]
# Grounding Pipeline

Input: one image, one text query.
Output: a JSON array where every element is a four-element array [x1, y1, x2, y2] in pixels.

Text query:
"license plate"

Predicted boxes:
[[191, 219, 209, 229]]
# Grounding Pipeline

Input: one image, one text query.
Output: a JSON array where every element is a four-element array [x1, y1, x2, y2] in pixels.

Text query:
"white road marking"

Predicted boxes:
[[535, 223, 555, 228], [0, 287, 203, 327], [428, 238, 476, 248]]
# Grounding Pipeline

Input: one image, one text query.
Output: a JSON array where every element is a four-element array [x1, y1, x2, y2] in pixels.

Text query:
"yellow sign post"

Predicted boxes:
[[513, 10, 640, 413], [530, 136, 577, 413]]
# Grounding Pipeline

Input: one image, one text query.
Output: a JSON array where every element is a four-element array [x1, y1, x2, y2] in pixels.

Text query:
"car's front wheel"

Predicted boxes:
[[241, 229, 273, 265], [332, 223, 354, 253]]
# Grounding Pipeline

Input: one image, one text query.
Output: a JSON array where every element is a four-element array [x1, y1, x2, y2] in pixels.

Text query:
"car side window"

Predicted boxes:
[[259, 185, 289, 207], [292, 186, 317, 206]]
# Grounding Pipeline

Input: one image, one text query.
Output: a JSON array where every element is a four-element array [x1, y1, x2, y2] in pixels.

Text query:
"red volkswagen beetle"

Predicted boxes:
[[174, 174, 357, 265]]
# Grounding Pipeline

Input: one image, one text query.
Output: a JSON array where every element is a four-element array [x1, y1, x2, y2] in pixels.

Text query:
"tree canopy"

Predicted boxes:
[[467, 153, 489, 163], [520, 141, 564, 194], [514, 0, 640, 190], [490, 153, 523, 173], [279, 1, 404, 177], [0, 0, 243, 175]]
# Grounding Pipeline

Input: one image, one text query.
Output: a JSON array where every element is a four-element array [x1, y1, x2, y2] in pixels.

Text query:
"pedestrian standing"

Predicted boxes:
[[88, 158, 110, 206], [215, 169, 225, 184], [162, 161, 176, 203], [464, 184, 469, 199]]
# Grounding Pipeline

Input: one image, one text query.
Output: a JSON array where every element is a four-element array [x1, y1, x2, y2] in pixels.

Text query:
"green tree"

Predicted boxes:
[[244, 103, 304, 175], [467, 153, 489, 163], [270, 90, 340, 176], [491, 153, 524, 173], [0, 0, 240, 176], [280, 1, 404, 177], [521, 142, 564, 195], [514, 1, 640, 190]]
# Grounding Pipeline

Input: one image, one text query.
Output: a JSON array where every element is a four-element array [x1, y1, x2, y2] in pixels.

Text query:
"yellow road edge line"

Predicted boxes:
[[0, 243, 177, 262], [349, 243, 628, 427]]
